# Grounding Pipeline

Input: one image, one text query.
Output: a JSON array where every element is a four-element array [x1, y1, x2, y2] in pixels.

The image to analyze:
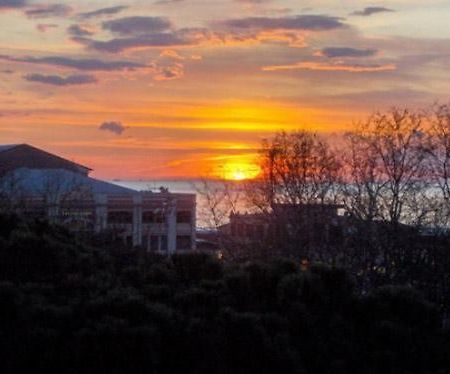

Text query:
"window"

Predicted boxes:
[[150, 235, 159, 251], [108, 211, 133, 224], [160, 235, 168, 251], [142, 235, 149, 250], [177, 211, 192, 224], [149, 235, 168, 251], [177, 235, 191, 250], [143, 210, 164, 223]]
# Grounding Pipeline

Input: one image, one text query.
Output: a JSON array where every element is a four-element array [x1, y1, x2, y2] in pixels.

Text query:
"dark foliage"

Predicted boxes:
[[0, 214, 449, 374]]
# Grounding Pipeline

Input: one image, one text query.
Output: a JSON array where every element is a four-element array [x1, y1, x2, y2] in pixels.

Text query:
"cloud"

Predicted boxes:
[[102, 16, 172, 35], [80, 31, 300, 53], [76, 25, 309, 53], [0, 54, 147, 71], [36, 23, 58, 32], [25, 4, 72, 18], [220, 15, 345, 31], [99, 121, 126, 135], [0, 0, 27, 9], [24, 73, 97, 86], [351, 7, 394, 16], [262, 61, 396, 72], [75, 14, 345, 54], [67, 24, 94, 37], [154, 63, 184, 80], [318, 47, 378, 58], [74, 33, 193, 53], [160, 49, 185, 60], [77, 5, 128, 19]]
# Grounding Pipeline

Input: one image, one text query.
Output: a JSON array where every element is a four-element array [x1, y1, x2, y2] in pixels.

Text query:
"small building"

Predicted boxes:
[[226, 204, 348, 243], [0, 144, 196, 253], [272, 203, 348, 245], [226, 212, 271, 242], [224, 203, 353, 255]]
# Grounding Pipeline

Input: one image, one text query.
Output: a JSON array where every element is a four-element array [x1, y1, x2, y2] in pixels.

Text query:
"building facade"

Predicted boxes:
[[219, 203, 352, 260], [227, 204, 348, 246], [0, 144, 196, 253]]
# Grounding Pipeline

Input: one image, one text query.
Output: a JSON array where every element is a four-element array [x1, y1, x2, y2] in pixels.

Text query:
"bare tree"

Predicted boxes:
[[343, 108, 432, 227], [338, 108, 439, 289], [194, 178, 248, 259], [240, 131, 342, 259], [341, 130, 385, 223], [256, 131, 341, 206], [195, 178, 242, 230], [428, 104, 450, 228], [38, 170, 94, 229]]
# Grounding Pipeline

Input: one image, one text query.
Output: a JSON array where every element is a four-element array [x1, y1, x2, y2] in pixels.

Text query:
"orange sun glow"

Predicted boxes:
[[221, 162, 261, 181]]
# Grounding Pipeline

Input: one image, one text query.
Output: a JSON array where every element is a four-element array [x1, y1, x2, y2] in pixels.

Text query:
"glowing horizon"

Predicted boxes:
[[1, 1, 449, 179]]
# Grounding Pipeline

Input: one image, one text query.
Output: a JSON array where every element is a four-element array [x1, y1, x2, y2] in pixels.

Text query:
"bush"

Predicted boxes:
[[0, 214, 448, 374]]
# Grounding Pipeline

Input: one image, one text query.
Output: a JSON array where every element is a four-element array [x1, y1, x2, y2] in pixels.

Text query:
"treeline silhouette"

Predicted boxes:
[[201, 106, 450, 313], [0, 213, 449, 374]]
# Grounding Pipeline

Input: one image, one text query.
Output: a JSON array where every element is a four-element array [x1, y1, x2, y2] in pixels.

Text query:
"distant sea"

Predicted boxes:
[[109, 179, 204, 195]]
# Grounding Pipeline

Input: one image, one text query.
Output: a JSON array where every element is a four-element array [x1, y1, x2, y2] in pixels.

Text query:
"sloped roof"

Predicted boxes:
[[2, 168, 137, 196], [0, 143, 92, 173], [0, 144, 21, 153]]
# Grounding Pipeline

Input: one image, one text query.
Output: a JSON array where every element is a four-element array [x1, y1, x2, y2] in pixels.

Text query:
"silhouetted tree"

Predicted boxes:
[[428, 103, 450, 227], [242, 131, 341, 258], [342, 108, 431, 227]]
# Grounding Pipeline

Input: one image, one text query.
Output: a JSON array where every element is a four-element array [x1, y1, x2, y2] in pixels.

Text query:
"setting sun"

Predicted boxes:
[[230, 170, 247, 181], [221, 162, 261, 181]]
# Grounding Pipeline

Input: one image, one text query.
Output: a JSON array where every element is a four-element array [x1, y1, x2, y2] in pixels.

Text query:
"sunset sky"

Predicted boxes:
[[1, 0, 449, 179]]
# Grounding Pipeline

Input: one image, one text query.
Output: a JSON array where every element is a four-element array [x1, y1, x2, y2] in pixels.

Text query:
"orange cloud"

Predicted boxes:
[[262, 61, 397, 72], [160, 49, 185, 60]]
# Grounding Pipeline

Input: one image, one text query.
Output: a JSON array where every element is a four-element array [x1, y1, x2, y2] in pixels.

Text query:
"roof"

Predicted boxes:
[[1, 168, 137, 196], [273, 203, 345, 209], [0, 143, 92, 173], [0, 144, 21, 153]]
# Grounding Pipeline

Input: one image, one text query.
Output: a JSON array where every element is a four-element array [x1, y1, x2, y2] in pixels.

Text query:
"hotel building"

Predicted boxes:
[[0, 144, 196, 252]]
